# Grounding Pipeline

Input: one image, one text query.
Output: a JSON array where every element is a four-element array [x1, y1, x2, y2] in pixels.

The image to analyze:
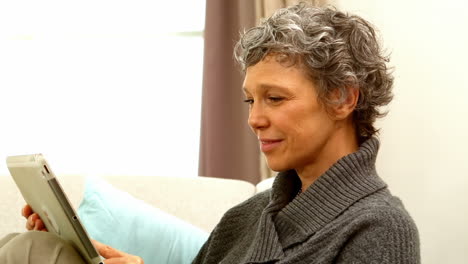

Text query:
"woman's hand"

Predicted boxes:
[[22, 204, 48, 231], [22, 205, 142, 263], [93, 240, 144, 264]]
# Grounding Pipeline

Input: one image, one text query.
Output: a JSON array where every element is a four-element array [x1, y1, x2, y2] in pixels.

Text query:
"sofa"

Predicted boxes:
[[0, 174, 274, 239]]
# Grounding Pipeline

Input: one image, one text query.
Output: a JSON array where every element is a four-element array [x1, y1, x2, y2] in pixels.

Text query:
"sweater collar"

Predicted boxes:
[[244, 138, 387, 263], [272, 137, 387, 249]]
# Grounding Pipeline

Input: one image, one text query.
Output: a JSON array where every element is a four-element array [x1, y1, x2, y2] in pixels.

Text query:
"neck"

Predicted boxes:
[[296, 119, 358, 191]]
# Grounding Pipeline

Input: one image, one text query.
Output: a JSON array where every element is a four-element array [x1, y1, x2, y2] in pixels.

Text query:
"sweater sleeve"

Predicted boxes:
[[192, 190, 272, 264], [335, 207, 420, 264]]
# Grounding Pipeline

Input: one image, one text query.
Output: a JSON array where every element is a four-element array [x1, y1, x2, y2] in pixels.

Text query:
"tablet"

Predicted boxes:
[[7, 154, 103, 264]]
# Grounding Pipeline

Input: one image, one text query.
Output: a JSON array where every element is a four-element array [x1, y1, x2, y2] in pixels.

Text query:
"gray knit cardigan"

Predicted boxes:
[[193, 138, 420, 264]]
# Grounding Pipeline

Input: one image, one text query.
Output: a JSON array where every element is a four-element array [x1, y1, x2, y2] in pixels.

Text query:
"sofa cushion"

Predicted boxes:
[[78, 176, 208, 264], [97, 175, 256, 232]]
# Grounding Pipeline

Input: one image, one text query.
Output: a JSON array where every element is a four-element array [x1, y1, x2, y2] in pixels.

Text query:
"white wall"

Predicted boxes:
[[332, 0, 468, 263], [0, 1, 205, 178]]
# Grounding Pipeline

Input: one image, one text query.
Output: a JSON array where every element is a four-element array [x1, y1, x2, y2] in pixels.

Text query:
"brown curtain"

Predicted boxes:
[[198, 0, 260, 184]]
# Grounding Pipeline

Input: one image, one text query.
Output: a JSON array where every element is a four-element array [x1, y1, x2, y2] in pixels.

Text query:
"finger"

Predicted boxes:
[[92, 241, 144, 264], [34, 219, 45, 231], [93, 240, 126, 259], [103, 256, 144, 264], [26, 214, 38, 230], [25, 221, 33, 231], [22, 205, 33, 218], [28, 213, 38, 226]]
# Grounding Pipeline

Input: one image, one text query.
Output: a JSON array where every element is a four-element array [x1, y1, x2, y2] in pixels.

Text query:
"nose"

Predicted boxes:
[[248, 103, 268, 131]]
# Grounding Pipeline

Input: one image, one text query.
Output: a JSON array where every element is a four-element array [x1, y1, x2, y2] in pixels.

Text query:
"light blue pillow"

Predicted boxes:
[[77, 176, 209, 264]]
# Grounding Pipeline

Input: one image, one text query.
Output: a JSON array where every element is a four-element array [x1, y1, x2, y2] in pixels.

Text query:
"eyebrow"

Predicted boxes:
[[243, 83, 291, 93]]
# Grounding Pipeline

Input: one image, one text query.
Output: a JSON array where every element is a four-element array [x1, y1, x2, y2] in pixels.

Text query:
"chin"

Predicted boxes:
[[265, 159, 290, 172]]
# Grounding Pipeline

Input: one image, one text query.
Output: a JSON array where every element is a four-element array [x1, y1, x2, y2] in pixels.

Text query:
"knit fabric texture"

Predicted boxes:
[[193, 138, 420, 264]]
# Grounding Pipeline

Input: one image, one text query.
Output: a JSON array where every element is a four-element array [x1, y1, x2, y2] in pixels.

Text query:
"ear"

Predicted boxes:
[[329, 86, 359, 120]]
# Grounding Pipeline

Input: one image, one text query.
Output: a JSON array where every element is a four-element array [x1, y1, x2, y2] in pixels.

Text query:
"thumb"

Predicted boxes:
[[92, 240, 125, 259], [92, 240, 144, 264], [101, 256, 144, 264]]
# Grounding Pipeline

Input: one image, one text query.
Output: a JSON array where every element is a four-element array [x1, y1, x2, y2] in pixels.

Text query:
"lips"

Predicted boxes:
[[259, 139, 283, 152]]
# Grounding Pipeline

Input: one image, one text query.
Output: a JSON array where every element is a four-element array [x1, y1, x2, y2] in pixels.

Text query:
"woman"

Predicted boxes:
[[193, 4, 420, 263], [2, 3, 420, 264]]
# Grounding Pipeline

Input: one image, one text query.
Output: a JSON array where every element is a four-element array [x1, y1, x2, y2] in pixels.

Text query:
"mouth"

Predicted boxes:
[[259, 139, 283, 152]]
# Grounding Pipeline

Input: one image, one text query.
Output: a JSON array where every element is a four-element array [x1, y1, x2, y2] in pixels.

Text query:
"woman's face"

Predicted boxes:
[[243, 56, 340, 173]]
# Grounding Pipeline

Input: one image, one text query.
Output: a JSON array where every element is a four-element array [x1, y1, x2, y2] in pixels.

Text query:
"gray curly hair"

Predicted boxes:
[[234, 3, 393, 143]]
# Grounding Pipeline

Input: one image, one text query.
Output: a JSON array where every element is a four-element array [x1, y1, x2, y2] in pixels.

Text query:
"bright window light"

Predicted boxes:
[[0, 0, 205, 177]]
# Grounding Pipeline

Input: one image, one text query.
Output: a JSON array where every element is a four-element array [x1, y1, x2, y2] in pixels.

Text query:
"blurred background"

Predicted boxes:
[[0, 0, 467, 263], [0, 0, 205, 177]]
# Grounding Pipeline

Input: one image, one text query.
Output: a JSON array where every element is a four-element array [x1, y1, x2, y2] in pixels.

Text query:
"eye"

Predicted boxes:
[[268, 96, 284, 103], [243, 98, 254, 105]]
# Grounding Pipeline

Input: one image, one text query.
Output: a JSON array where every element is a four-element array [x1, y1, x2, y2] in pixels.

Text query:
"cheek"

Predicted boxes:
[[278, 116, 314, 156], [288, 111, 334, 147], [290, 108, 320, 135], [288, 123, 316, 154]]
